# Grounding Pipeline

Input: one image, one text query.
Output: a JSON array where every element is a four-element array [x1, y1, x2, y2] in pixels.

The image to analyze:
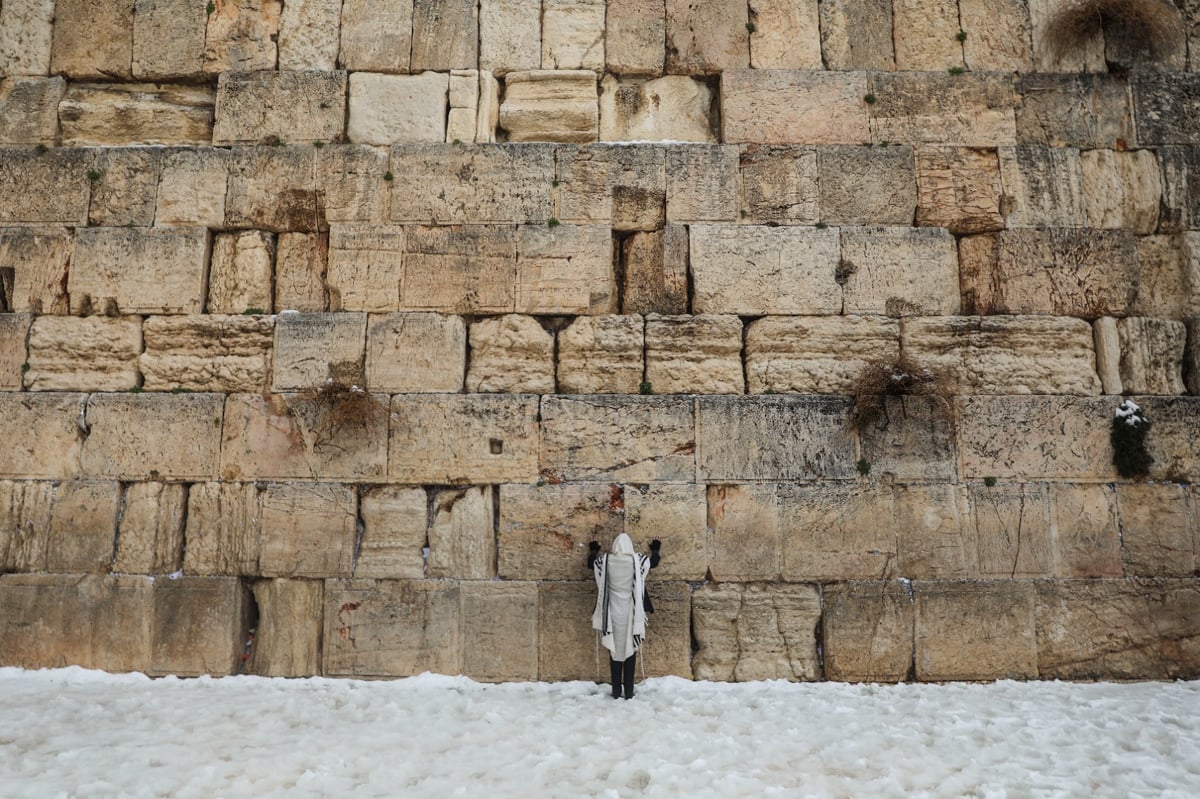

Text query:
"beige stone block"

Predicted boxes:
[[429, 487, 495, 580], [621, 227, 688, 314], [183, 481, 261, 575], [275, 233, 328, 312], [87, 149, 162, 228], [606, 0, 665, 75], [203, 0, 281, 73], [722, 70, 870, 145], [325, 225, 404, 312], [0, 393, 86, 479], [0, 148, 92, 225], [697, 395, 855, 481], [449, 68, 479, 110], [839, 227, 959, 316], [398, 225, 517, 313], [893, 0, 962, 70], [1117, 317, 1187, 396], [539, 395, 696, 482], [663, 149, 737, 222], [665, 0, 749, 73], [693, 583, 821, 681], [213, 70, 346, 145], [0, 227, 72, 313], [1094, 316, 1123, 394], [748, 316, 899, 394], [207, 231, 274, 314], [624, 483, 708, 580], [1080, 149, 1160, 234], [132, 0, 207, 78], [498, 483, 626, 580], [141, 315, 273, 393], [1132, 235, 1199, 320], [1159, 147, 1200, 232], [555, 144, 665, 230], [499, 70, 598, 143], [81, 393, 223, 481], [155, 148, 229, 227], [599, 75, 715, 143], [0, 481, 54, 572], [556, 315, 644, 394], [915, 146, 1005, 234], [317, 144, 391, 225], [390, 394, 540, 483], [516, 224, 615, 315], [477, 72, 501, 143], [39, 480, 120, 573], [272, 312, 366, 390], [467, 315, 555, 393], [250, 578, 323, 677], [0, 77, 64, 144], [0, 0, 55, 75], [638, 580, 693, 678], [817, 145, 916, 226], [914, 580, 1037, 680], [479, 0, 540, 74], [278, 0, 340, 69], [446, 108, 476, 144], [0, 314, 31, 390], [50, 0, 133, 78], [779, 484, 898, 580], [690, 224, 841, 314], [1116, 483, 1194, 577], [707, 484, 780, 581], [997, 146, 1087, 228], [970, 482, 1053, 578], [818, 0, 893, 69], [259, 483, 356, 578], [220, 392, 388, 481], [1049, 483, 1122, 578], [339, 0, 412, 72], [894, 484, 973, 578], [70, 227, 210, 315], [959, 0, 1033, 71], [868, 72, 1018, 147], [738, 145, 818, 225], [542, 0, 605, 69], [356, 486, 426, 580], [323, 579, 461, 677], [856, 395, 958, 482], [113, 482, 185, 575], [59, 83, 214, 147], [748, 0, 821, 68], [537, 581, 598, 681], [411, 0, 478, 70], [1016, 74, 1132, 150], [903, 316, 1101, 395], [24, 316, 142, 392], [365, 312, 465, 393], [645, 314, 743, 394], [348, 72, 448, 145], [462, 582, 539, 681], [150, 576, 247, 676], [823, 581, 914, 682]]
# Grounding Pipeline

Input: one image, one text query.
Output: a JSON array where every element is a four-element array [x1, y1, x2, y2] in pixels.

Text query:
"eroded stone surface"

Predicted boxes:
[[556, 315, 644, 394], [113, 482, 186, 575], [150, 576, 246, 677], [698, 396, 854, 481], [24, 316, 142, 392], [645, 314, 743, 394], [365, 312, 465, 393], [208, 231, 274, 314], [214, 70, 346, 145], [745, 315, 900, 395], [250, 578, 323, 677], [599, 75, 715, 142], [272, 312, 367, 391], [462, 581, 539, 681], [748, 0, 822, 69], [430, 487, 495, 580], [0, 227, 73, 314], [819, 0, 894, 69], [839, 227, 959, 316], [1115, 483, 1195, 577], [818, 145, 916, 226], [498, 483, 624, 579], [621, 227, 688, 314], [914, 580, 1037, 680], [82, 393, 224, 481], [722, 70, 869, 145], [1117, 317, 1186, 396], [692, 583, 821, 681], [823, 581, 914, 682], [778, 484, 899, 580], [707, 484, 779, 581], [868, 72, 1018, 147], [141, 315, 273, 393], [665, 0, 749, 73], [348, 72, 449, 145], [0, 393, 85, 479], [0, 77, 64, 144], [997, 146, 1087, 228], [499, 70, 598, 143], [183, 482, 261, 576], [915, 147, 1005, 234], [1049, 483, 1122, 578], [466, 314, 555, 393], [970, 482, 1053, 577], [70, 227, 210, 315], [259, 483, 356, 578], [339, 0, 412, 72], [59, 83, 213, 146]]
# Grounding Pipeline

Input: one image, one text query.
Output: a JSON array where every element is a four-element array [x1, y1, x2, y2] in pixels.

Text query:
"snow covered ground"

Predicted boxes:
[[2, 668, 1198, 799]]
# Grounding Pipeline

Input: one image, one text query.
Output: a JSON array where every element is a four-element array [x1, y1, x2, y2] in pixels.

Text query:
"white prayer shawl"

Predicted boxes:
[[591, 534, 652, 660]]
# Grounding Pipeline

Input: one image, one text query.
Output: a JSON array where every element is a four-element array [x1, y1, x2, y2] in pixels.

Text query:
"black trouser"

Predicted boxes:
[[609, 654, 636, 699]]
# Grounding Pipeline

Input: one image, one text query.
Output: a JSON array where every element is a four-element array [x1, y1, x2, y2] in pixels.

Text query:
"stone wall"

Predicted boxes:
[[1, 0, 1199, 682]]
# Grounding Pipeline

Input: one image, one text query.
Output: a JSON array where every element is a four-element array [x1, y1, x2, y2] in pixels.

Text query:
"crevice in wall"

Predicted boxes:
[[738, 315, 756, 394], [424, 485, 438, 579], [491, 484, 501, 579], [111, 482, 128, 569], [238, 581, 260, 675], [683, 224, 694, 314], [351, 485, 366, 577], [0, 267, 12, 312], [461, 314, 476, 393], [176, 483, 191, 574], [612, 231, 628, 314]]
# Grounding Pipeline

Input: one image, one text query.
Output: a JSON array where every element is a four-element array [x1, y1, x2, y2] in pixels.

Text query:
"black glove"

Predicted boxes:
[[650, 539, 661, 552], [589, 541, 601, 553]]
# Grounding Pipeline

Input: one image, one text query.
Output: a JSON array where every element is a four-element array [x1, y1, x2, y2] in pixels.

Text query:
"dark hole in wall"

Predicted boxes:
[[0, 267, 13, 312], [489, 438, 504, 455]]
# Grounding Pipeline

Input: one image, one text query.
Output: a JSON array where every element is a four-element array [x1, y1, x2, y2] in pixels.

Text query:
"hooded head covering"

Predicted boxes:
[[610, 533, 635, 555]]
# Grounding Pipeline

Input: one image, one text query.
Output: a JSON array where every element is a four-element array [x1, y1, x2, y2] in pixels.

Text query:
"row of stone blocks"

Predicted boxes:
[[3, 477, 1197, 582], [3, 0, 1197, 80], [3, 311, 1197, 398], [2, 574, 1197, 683]]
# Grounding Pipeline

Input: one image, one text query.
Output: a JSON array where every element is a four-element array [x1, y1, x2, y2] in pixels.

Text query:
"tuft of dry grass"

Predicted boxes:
[[1045, 0, 1182, 64], [295, 380, 387, 441], [848, 356, 953, 431]]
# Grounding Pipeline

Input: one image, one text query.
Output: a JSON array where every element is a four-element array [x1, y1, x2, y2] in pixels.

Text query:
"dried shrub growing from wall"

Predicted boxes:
[[295, 380, 388, 443], [1045, 0, 1182, 64], [848, 356, 953, 431]]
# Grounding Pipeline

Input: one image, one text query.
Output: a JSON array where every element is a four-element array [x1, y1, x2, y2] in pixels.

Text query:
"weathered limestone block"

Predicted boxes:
[[818, 0, 893, 69], [915, 147, 1005, 234], [0, 77, 64, 144], [38, 480, 120, 573], [822, 582, 914, 682], [1138, 397, 1200, 482], [446, 70, 479, 142], [323, 579, 461, 677], [365, 312, 465, 393], [498, 483, 624, 580], [59, 84, 214, 146], [693, 583, 821, 681], [467, 314, 555, 393], [606, 0, 665, 75], [1093, 316, 1123, 394], [556, 315, 644, 394], [778, 484, 898, 580], [892, 0, 963, 70], [665, 144, 739, 222], [259, 483, 356, 578], [959, 0, 1032, 71], [316, 144, 390, 224], [400, 225, 517, 313], [141, 315, 273, 393], [250, 578, 323, 677], [1158, 147, 1200, 232], [0, 393, 86, 479], [113, 482, 186, 574], [50, 0, 133, 78], [542, 0, 605, 69], [339, 0, 412, 71], [477, 72, 501, 143], [87, 149, 162, 227], [272, 312, 366, 390], [914, 581, 1037, 680], [856, 396, 957, 482], [390, 394, 540, 483], [0, 481, 54, 572], [356, 486, 425, 580], [1116, 483, 1195, 577], [904, 316, 1101, 395], [221, 392, 388, 481], [1049, 483, 1122, 578], [479, 0, 539, 73], [818, 145, 916, 226], [278, 0, 340, 69], [461, 582, 538, 681], [429, 487, 494, 580], [645, 314, 743, 394], [150, 576, 247, 676], [348, 72, 448, 144], [748, 0, 821, 68], [1133, 73, 1200, 146], [411, 0, 478, 69], [839, 227, 959, 316], [70, 227, 210, 315], [621, 227, 688, 313], [997, 146, 1087, 228], [81, 393, 224, 481], [0, 149, 92, 224], [213, 71, 346, 145], [500, 70, 598, 143], [516, 224, 615, 314], [203, 0, 281, 73], [868, 72, 1018, 147], [325, 225, 404, 312], [275, 233, 328, 311], [1132, 236, 1199, 320], [690, 225, 840, 314], [24, 316, 142, 392], [1117, 317, 1187, 395], [739, 145, 818, 225], [665, 0, 749, 73], [637, 580, 693, 678], [155, 148, 229, 227], [970, 482, 1053, 577], [1036, 579, 1200, 680], [697, 395, 855, 481], [957, 396, 1114, 480], [131, 0, 206, 78], [539, 395, 695, 482], [183, 482, 261, 575], [208, 231, 274, 314], [0, 315, 31, 390], [707, 484, 780, 581], [1080, 149, 1161, 234], [721, 70, 870, 145], [0, 0, 56, 75], [536, 582, 597, 680], [624, 483, 708, 580], [0, 227, 72, 313], [1015, 74, 1132, 149], [599, 75, 715, 143], [894, 484, 973, 577]]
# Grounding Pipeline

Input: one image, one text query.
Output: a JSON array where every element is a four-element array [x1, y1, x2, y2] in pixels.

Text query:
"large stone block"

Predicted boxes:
[[339, 0, 412, 72], [365, 312, 465, 393], [598, 76, 715, 143], [24, 316, 142, 392], [914, 580, 1037, 680], [0, 77, 64, 144], [278, 0, 340, 69], [665, 144, 739, 222], [537, 581, 598, 681], [323, 579, 461, 677], [272, 312, 366, 390], [839, 227, 959, 316], [396, 224, 517, 313], [697, 395, 855, 481], [70, 227, 210, 315], [539, 395, 696, 482], [467, 314, 555, 393], [1138, 397, 1200, 483], [915, 146, 1005, 234], [1015, 73, 1132, 149], [141, 314, 273, 393], [894, 484, 973, 578], [356, 486, 426, 580], [50, 0, 133, 78], [411, 0, 478, 70], [822, 581, 914, 682], [645, 314, 743, 394], [970, 482, 1053, 578], [637, 580, 693, 678], [1116, 483, 1195, 577], [113, 482, 186, 575], [997, 146, 1087, 228], [213, 70, 346, 145], [606, 0, 665, 75], [59, 83, 213, 146], [150, 576, 247, 676], [250, 578, 323, 677], [818, 145, 916, 226], [868, 72, 1018, 147], [132, 0, 207, 78], [745, 315, 899, 395], [721, 70, 869, 145], [390, 394, 540, 483], [665, 0, 749, 73], [0, 0, 55, 76], [621, 227, 688, 314], [515, 224, 615, 314], [624, 483, 708, 580], [259, 483, 356, 578], [207, 231, 274, 314], [1133, 73, 1200, 146], [892, 0, 962, 70], [690, 225, 840, 314], [81, 393, 224, 481], [0, 149, 91, 224], [739, 145, 818, 225], [0, 314, 31, 390], [0, 393, 86, 479], [155, 147, 229, 227], [202, 0, 281, 74], [0, 227, 72, 313], [959, 0, 1032, 71], [555, 143, 665, 230], [348, 72, 448, 144], [542, 0, 605, 69], [818, 0, 893, 69], [0, 481, 53, 572], [275, 232, 329, 312], [39, 480, 120, 573], [707, 484, 780, 581], [325, 225, 404, 312], [87, 148, 162, 227], [1080, 149, 1160, 234], [315, 144, 391, 224], [461, 582, 539, 681], [692, 583, 821, 681], [500, 483, 623, 580], [748, 0, 821, 68], [1131, 235, 1199, 320], [479, 0, 539, 74], [1049, 483, 1122, 578], [429, 486, 495, 579], [1158, 147, 1200, 232], [183, 482, 261, 576], [856, 396, 958, 482], [556, 315, 644, 394], [779, 484, 898, 580], [499, 70, 598, 143], [1117, 317, 1187, 395]]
